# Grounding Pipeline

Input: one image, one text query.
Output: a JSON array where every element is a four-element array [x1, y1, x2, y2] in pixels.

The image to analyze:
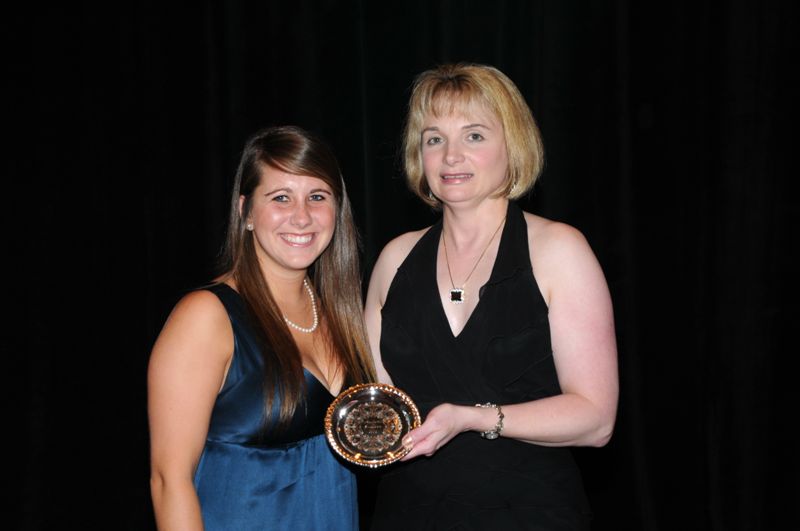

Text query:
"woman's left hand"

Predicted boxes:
[[400, 403, 461, 460], [400, 403, 489, 460]]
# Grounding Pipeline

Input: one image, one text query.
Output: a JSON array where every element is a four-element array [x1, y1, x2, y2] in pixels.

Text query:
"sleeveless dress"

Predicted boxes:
[[192, 284, 358, 531], [372, 202, 592, 530]]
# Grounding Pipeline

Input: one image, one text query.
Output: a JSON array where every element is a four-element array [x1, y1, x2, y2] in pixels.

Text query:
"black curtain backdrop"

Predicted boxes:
[[6, 1, 796, 530]]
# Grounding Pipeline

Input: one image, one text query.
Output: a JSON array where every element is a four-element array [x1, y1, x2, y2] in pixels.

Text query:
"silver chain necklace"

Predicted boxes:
[[442, 216, 506, 304]]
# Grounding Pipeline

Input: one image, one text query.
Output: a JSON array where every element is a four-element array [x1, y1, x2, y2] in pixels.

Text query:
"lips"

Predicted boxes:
[[441, 173, 473, 180], [280, 233, 314, 245]]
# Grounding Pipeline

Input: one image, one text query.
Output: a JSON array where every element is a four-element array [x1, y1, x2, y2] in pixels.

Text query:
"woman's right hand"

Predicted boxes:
[[400, 403, 498, 460]]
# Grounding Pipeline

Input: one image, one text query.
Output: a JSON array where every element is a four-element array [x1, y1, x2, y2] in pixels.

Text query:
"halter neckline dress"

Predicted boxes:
[[371, 202, 591, 530]]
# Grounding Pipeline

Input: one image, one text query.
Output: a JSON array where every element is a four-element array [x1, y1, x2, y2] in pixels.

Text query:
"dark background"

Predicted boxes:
[[6, 1, 797, 529]]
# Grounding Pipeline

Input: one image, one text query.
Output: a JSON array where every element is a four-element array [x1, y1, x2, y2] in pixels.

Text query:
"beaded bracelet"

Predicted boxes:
[[475, 402, 504, 440]]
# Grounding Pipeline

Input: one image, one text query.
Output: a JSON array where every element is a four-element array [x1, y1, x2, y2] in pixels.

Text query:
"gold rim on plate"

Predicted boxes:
[[324, 383, 421, 468]]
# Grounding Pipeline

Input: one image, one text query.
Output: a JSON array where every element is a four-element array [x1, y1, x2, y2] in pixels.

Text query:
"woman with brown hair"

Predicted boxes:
[[148, 125, 375, 530], [365, 63, 619, 529]]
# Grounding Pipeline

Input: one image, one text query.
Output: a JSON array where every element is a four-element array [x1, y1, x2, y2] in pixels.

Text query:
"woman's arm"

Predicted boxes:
[[147, 290, 234, 530], [402, 218, 618, 459]]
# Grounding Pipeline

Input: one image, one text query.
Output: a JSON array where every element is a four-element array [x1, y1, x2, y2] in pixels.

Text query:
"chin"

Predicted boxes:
[[437, 192, 481, 205], [288, 251, 326, 269]]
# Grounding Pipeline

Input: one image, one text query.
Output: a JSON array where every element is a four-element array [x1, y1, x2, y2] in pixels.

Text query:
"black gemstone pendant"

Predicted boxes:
[[449, 288, 464, 304]]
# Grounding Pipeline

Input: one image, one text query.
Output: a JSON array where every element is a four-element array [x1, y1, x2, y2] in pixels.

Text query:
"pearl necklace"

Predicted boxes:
[[283, 278, 319, 333]]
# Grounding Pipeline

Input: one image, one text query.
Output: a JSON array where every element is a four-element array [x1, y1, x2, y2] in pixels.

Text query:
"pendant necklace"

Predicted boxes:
[[283, 278, 319, 333], [442, 215, 506, 304]]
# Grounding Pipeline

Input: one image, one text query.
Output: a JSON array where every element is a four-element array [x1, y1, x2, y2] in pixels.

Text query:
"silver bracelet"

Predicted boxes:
[[475, 402, 504, 440]]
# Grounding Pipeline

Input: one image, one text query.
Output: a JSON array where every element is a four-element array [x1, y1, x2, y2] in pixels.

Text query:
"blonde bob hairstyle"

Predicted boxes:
[[403, 63, 545, 208]]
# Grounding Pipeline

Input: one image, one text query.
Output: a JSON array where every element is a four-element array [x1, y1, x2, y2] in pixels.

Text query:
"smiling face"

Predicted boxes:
[[420, 103, 509, 208], [244, 164, 336, 278]]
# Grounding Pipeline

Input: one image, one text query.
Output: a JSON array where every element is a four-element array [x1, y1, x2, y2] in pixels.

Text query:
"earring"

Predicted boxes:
[[509, 179, 519, 195], [246, 222, 254, 231]]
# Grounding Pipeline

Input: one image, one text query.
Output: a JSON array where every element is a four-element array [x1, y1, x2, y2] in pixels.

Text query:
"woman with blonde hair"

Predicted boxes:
[[365, 64, 618, 529], [148, 125, 375, 530]]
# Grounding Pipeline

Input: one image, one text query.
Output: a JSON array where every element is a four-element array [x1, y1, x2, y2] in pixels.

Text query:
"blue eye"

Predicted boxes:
[[425, 136, 443, 146], [272, 194, 290, 202], [309, 194, 327, 202]]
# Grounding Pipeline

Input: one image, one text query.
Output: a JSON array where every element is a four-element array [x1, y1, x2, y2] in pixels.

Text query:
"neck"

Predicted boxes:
[[261, 268, 309, 305], [442, 198, 509, 251]]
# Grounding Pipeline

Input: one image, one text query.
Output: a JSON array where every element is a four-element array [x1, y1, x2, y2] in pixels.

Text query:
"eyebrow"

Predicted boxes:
[[421, 123, 491, 134], [264, 187, 292, 195], [264, 187, 332, 196]]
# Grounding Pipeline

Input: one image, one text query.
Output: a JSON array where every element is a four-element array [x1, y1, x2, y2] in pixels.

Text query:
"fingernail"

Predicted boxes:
[[402, 435, 413, 449]]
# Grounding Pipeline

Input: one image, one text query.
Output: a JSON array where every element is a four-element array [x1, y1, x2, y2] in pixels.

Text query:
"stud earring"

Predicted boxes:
[[246, 222, 254, 231]]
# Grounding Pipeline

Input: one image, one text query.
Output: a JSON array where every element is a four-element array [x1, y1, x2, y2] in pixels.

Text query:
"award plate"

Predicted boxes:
[[324, 383, 421, 468]]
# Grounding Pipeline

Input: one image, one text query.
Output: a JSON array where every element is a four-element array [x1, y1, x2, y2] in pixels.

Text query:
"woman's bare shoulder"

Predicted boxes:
[[170, 287, 229, 320], [523, 211, 590, 255], [153, 287, 233, 359], [378, 227, 432, 267], [522, 211, 604, 305]]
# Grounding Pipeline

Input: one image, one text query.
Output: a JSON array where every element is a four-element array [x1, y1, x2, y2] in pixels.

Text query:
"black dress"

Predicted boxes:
[[371, 202, 591, 530]]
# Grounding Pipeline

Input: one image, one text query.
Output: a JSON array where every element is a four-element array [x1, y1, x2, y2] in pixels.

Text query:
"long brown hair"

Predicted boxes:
[[218, 125, 375, 428]]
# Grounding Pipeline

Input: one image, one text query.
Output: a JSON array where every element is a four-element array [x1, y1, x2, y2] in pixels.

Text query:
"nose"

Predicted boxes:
[[290, 201, 312, 228], [444, 142, 463, 165]]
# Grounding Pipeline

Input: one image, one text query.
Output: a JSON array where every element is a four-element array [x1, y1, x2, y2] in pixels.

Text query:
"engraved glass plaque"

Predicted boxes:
[[324, 383, 421, 468]]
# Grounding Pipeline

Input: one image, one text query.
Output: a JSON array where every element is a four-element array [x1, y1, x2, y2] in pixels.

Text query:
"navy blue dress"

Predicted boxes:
[[193, 284, 358, 530], [372, 202, 591, 530]]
